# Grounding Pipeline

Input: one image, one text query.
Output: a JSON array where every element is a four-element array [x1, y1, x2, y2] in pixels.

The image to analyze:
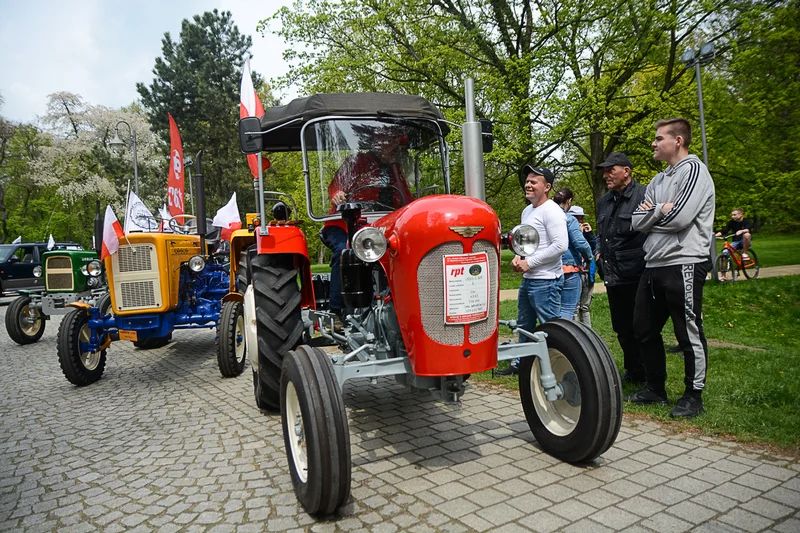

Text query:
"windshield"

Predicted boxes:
[[0, 245, 14, 262], [303, 118, 448, 220]]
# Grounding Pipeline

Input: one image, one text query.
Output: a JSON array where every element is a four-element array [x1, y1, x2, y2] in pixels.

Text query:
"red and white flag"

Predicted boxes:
[[212, 193, 242, 242], [167, 113, 185, 218], [101, 206, 125, 260], [240, 57, 267, 179]]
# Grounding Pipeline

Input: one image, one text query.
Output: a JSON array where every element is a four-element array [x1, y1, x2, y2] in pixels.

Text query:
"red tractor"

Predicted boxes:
[[237, 85, 622, 515]]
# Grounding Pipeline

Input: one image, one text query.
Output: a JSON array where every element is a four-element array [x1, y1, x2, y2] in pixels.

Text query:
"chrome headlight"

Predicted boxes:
[[351, 227, 387, 262], [81, 264, 89, 276], [86, 260, 102, 277], [188, 255, 206, 273], [508, 224, 540, 257], [33, 265, 43, 278]]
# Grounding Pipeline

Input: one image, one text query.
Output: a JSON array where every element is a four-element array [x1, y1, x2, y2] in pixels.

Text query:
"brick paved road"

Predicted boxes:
[[1, 306, 798, 532]]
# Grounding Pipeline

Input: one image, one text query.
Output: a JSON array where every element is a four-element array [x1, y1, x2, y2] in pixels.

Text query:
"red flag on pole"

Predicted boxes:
[[239, 57, 268, 179], [101, 206, 125, 260], [167, 113, 185, 217]]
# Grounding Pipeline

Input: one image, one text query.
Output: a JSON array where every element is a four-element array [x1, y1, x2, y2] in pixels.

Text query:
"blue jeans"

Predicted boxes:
[[320, 226, 348, 311], [514, 276, 564, 367], [559, 272, 582, 320]]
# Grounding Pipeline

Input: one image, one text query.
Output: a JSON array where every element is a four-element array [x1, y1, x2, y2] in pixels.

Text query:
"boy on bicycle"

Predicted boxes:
[[716, 208, 752, 260]]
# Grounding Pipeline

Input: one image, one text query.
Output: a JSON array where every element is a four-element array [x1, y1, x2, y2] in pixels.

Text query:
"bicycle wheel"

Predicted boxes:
[[713, 253, 736, 283], [741, 249, 759, 279]]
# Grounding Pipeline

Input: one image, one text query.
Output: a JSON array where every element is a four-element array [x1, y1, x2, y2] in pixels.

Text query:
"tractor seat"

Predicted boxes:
[[205, 224, 222, 254]]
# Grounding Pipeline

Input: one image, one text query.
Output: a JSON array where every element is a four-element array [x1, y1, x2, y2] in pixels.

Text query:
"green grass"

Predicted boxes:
[[475, 275, 800, 450]]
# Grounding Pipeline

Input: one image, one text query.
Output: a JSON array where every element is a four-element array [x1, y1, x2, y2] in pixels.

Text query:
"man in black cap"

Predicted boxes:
[[595, 152, 647, 383]]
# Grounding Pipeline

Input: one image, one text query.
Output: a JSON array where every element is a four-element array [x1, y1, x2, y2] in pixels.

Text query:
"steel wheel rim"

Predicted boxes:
[[285, 381, 308, 483], [234, 314, 245, 362], [530, 349, 581, 436], [79, 322, 101, 370], [20, 304, 42, 336]]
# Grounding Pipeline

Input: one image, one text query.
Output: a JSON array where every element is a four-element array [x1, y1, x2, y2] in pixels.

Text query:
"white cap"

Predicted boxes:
[[568, 205, 585, 217]]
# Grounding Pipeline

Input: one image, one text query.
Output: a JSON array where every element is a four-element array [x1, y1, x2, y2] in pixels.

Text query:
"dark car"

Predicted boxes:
[[0, 242, 82, 296]]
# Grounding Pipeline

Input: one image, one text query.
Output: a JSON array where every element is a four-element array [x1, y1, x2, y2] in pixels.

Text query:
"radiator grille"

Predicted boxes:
[[118, 245, 153, 273], [45, 256, 74, 291], [47, 273, 74, 291], [47, 256, 71, 269], [469, 240, 499, 343], [418, 242, 464, 345], [120, 281, 157, 308]]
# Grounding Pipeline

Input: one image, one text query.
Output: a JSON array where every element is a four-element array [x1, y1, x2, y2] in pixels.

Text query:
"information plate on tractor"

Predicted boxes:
[[118, 330, 138, 342], [443, 252, 489, 324]]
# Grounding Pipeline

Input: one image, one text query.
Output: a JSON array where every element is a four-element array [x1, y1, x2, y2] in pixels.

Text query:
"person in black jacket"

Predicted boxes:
[[595, 152, 647, 383]]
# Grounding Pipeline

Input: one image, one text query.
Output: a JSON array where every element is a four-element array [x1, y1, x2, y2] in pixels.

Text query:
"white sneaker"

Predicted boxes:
[[742, 253, 750, 261]]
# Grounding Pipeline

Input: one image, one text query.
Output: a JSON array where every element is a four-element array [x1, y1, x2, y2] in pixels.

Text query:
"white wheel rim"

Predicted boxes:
[[20, 304, 42, 336], [243, 286, 258, 371], [285, 382, 308, 483], [529, 349, 581, 436], [79, 322, 101, 370], [234, 314, 246, 362]]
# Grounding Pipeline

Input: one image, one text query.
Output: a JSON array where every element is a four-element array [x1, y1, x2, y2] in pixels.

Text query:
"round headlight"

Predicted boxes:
[[188, 255, 206, 272], [33, 265, 43, 278], [351, 227, 388, 263], [87, 260, 102, 277], [81, 264, 89, 276], [508, 224, 540, 257]]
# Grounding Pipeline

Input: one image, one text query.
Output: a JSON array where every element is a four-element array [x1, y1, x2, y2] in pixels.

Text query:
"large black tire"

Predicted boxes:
[[519, 319, 622, 463], [57, 308, 107, 386], [6, 295, 46, 345], [236, 245, 255, 293], [281, 345, 350, 515], [741, 248, 760, 279], [96, 293, 112, 316], [251, 254, 304, 411], [133, 333, 172, 350], [712, 253, 736, 283], [217, 300, 246, 377]]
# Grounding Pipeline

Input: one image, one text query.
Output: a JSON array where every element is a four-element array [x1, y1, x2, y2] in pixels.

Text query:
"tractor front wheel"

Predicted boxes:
[[6, 295, 46, 345], [519, 319, 622, 463], [250, 254, 303, 411], [217, 300, 246, 377], [281, 345, 350, 515], [57, 308, 107, 386]]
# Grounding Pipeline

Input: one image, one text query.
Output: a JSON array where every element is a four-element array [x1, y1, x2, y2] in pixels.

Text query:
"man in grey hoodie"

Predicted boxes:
[[626, 117, 715, 418]]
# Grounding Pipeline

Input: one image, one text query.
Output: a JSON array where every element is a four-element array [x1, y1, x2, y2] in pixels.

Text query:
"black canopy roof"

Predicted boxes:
[[258, 93, 448, 152]]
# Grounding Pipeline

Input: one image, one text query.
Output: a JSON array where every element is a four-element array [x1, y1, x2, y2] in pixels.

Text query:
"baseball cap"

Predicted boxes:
[[519, 163, 555, 187], [596, 152, 633, 169], [567, 206, 585, 217]]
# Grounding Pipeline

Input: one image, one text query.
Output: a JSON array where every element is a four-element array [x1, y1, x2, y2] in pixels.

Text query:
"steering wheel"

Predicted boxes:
[[346, 184, 405, 211], [168, 214, 198, 235]]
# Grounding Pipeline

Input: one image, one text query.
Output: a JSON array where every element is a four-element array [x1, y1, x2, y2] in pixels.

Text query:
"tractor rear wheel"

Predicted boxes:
[[217, 300, 246, 377], [6, 295, 46, 345], [519, 319, 622, 463], [57, 308, 106, 386], [133, 334, 172, 350], [281, 345, 350, 515], [237, 245, 255, 293], [251, 253, 303, 411]]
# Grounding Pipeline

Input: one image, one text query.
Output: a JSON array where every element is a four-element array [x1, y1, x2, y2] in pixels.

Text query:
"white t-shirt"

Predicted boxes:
[[520, 199, 568, 280]]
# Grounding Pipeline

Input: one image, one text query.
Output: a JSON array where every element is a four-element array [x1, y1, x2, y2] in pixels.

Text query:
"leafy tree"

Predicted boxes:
[[137, 9, 264, 214]]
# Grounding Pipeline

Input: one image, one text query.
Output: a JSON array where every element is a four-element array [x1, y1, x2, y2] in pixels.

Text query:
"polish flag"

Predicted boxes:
[[212, 193, 242, 242], [240, 57, 268, 179], [101, 206, 125, 260], [167, 114, 185, 218], [47, 234, 56, 250]]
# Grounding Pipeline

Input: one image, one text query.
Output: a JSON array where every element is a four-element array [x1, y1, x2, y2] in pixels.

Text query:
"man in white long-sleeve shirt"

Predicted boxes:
[[497, 164, 568, 376]]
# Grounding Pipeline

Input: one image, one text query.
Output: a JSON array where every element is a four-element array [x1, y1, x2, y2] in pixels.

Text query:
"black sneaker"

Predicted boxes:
[[670, 395, 705, 418], [623, 386, 668, 405], [495, 365, 519, 377], [666, 344, 682, 354], [620, 371, 646, 384]]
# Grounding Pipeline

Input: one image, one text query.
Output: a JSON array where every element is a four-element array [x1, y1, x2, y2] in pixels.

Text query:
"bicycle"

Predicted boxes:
[[712, 234, 759, 283]]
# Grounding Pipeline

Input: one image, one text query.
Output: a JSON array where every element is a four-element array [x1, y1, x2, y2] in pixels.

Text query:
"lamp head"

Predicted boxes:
[[699, 42, 715, 60], [109, 128, 125, 151], [681, 48, 696, 65]]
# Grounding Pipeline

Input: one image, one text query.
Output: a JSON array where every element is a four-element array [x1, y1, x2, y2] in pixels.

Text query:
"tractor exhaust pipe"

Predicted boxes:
[[462, 78, 486, 202], [193, 150, 207, 255], [93, 200, 102, 254]]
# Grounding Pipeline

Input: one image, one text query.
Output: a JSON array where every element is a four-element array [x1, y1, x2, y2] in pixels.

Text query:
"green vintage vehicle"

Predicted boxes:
[[5, 248, 108, 345]]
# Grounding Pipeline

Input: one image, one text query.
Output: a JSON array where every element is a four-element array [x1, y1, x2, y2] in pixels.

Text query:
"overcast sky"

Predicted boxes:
[[0, 0, 296, 124]]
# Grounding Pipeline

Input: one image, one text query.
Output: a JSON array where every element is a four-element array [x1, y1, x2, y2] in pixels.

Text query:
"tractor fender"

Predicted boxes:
[[66, 301, 92, 311], [222, 292, 244, 304], [256, 226, 315, 309]]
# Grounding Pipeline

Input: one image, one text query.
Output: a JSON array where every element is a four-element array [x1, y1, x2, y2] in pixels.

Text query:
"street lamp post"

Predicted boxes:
[[109, 120, 140, 196]]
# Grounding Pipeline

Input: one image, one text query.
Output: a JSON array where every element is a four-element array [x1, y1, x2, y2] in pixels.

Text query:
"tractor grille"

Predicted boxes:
[[45, 256, 74, 291], [119, 281, 157, 308], [112, 243, 161, 311], [117, 245, 153, 272], [417, 241, 499, 346]]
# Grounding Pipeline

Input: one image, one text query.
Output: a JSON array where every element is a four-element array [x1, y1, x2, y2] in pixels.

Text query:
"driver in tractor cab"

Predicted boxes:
[[320, 127, 414, 317]]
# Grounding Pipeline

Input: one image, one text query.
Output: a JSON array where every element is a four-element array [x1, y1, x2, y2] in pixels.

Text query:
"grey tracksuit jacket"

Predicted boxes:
[[631, 155, 715, 267]]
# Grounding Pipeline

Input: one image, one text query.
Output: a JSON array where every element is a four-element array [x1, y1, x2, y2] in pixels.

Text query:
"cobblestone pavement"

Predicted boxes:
[[1, 307, 798, 533]]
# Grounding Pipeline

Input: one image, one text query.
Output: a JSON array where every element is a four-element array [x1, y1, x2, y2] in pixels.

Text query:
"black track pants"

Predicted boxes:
[[633, 263, 709, 395], [607, 283, 645, 376]]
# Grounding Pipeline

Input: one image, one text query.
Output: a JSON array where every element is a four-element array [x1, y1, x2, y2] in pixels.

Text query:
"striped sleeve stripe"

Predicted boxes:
[[657, 161, 700, 226]]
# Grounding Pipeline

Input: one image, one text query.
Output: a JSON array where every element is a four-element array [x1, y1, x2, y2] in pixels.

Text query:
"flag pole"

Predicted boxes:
[[257, 153, 266, 236], [122, 180, 134, 251]]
